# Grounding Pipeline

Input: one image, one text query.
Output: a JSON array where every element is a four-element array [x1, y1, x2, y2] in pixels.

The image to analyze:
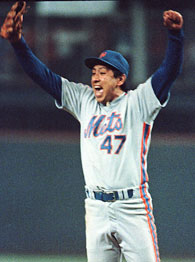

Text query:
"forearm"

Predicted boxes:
[[151, 29, 184, 104], [11, 36, 62, 102]]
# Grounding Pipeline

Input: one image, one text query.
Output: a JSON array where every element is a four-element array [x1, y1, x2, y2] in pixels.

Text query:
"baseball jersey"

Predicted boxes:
[[56, 77, 167, 190], [10, 29, 183, 192]]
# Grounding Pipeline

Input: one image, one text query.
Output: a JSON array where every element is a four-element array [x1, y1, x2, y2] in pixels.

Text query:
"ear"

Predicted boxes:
[[117, 74, 126, 87]]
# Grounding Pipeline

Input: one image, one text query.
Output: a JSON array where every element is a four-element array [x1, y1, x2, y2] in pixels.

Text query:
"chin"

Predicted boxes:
[[96, 97, 104, 104]]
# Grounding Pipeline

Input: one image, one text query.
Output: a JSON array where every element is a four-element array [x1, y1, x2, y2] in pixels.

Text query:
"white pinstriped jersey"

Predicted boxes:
[[56, 77, 167, 191]]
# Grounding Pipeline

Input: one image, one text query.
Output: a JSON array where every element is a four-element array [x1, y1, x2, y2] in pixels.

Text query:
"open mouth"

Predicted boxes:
[[94, 86, 103, 97]]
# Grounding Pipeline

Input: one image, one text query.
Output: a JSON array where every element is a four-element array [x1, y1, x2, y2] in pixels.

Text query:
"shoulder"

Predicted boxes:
[[60, 77, 95, 104], [126, 78, 153, 98], [61, 77, 92, 93]]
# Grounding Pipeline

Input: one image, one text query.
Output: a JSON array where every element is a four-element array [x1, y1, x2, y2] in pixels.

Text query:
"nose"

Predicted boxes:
[[92, 72, 100, 82]]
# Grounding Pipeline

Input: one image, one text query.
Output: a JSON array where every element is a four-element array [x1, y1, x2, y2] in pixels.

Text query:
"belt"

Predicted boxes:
[[85, 187, 133, 202]]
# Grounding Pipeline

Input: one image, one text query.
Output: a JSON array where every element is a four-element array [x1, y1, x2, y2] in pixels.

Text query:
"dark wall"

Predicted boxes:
[[148, 142, 195, 257], [0, 136, 194, 257], [0, 139, 85, 254]]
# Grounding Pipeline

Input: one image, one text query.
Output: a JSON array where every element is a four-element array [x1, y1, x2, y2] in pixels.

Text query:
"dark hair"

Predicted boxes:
[[113, 69, 127, 92], [106, 64, 128, 92]]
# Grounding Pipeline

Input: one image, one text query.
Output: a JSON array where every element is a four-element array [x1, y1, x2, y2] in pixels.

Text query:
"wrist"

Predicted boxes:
[[11, 35, 26, 48], [168, 28, 184, 40]]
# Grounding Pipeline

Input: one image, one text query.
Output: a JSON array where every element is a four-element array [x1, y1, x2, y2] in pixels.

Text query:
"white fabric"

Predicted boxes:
[[55, 77, 165, 261], [85, 196, 159, 262], [56, 77, 167, 190]]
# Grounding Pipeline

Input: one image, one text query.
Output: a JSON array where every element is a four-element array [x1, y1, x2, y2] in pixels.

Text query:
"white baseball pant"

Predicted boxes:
[[85, 189, 160, 262]]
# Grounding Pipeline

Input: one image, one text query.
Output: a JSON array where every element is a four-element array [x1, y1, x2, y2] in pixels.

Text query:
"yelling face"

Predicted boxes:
[[91, 65, 125, 105]]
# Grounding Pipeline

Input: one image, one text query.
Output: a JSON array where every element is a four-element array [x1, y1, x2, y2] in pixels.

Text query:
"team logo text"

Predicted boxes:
[[84, 112, 123, 138]]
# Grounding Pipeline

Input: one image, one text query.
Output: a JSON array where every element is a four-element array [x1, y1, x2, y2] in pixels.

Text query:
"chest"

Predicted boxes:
[[81, 95, 141, 139], [84, 111, 125, 138]]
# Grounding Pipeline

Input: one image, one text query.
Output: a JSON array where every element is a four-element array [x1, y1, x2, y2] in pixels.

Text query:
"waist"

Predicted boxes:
[[85, 184, 150, 202], [85, 186, 134, 202]]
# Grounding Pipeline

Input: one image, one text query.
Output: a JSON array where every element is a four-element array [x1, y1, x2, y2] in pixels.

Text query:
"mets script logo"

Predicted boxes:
[[84, 112, 126, 154], [84, 112, 123, 138]]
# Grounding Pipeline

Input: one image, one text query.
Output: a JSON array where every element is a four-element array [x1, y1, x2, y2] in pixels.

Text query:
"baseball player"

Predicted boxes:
[[0, 2, 184, 262]]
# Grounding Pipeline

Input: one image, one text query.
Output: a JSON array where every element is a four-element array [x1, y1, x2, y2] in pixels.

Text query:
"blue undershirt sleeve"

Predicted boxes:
[[11, 36, 62, 103], [151, 29, 184, 104]]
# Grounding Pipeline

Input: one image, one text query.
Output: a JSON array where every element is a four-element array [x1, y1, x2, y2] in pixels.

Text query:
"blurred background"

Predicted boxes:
[[0, 1, 194, 261]]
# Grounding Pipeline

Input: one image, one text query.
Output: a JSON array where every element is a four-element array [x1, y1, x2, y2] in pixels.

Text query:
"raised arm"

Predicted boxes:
[[0, 1, 62, 103], [11, 36, 62, 103], [151, 10, 184, 104]]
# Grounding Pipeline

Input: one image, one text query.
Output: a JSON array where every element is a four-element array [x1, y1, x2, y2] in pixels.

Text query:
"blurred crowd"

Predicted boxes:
[[0, 1, 194, 133]]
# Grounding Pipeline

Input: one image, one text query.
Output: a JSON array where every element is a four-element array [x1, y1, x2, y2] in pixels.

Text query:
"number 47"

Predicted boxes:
[[100, 135, 126, 154]]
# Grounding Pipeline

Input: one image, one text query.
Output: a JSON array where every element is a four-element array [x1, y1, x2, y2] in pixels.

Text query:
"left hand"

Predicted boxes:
[[163, 10, 183, 31]]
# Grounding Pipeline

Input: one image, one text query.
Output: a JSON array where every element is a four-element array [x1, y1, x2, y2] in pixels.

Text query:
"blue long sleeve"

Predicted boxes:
[[11, 29, 184, 106], [11, 36, 62, 103], [151, 29, 184, 104]]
